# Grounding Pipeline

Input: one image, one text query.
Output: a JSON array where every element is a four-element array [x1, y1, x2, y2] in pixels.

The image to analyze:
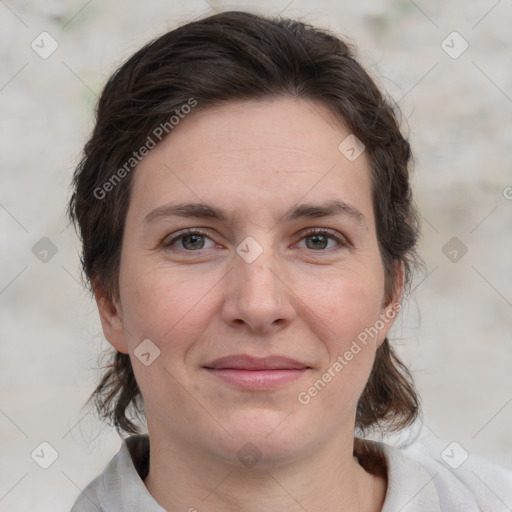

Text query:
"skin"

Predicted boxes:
[[95, 97, 402, 512]]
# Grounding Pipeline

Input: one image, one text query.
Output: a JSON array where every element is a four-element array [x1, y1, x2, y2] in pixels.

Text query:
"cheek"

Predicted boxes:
[[308, 264, 385, 341], [118, 262, 220, 354], [118, 266, 221, 412], [306, 266, 385, 396]]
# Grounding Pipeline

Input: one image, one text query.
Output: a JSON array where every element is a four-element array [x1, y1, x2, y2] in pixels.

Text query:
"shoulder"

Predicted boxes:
[[70, 435, 164, 512], [69, 468, 105, 512], [368, 433, 512, 512]]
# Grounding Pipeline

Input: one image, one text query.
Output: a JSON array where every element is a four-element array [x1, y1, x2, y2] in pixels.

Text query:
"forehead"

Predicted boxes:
[[129, 97, 374, 225]]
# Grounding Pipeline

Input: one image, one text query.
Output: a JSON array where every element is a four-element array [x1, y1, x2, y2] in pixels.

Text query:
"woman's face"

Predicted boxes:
[[98, 97, 401, 466]]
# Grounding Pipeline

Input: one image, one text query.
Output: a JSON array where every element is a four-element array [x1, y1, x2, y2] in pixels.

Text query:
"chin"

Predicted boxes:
[[212, 409, 315, 469]]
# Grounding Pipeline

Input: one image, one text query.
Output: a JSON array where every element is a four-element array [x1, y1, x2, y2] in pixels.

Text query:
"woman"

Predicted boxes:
[[68, 10, 511, 511]]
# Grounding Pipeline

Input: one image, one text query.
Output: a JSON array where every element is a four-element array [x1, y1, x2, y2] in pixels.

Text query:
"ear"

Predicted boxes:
[[92, 279, 130, 354], [376, 261, 404, 347]]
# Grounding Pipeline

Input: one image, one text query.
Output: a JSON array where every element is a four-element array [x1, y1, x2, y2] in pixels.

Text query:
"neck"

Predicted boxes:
[[143, 427, 387, 512]]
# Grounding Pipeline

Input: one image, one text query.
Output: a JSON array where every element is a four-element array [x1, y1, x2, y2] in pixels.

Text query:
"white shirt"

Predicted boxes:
[[70, 434, 512, 511]]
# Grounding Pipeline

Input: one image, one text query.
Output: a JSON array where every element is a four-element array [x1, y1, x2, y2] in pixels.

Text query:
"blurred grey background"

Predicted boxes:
[[1, 0, 511, 510]]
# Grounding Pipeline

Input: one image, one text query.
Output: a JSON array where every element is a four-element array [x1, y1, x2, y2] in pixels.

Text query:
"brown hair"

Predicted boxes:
[[68, 10, 420, 436]]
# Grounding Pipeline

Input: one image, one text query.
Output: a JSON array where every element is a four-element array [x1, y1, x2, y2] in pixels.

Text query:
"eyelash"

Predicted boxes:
[[162, 227, 349, 253]]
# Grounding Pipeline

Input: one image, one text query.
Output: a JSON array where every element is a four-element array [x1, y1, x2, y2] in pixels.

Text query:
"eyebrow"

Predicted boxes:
[[144, 199, 367, 227]]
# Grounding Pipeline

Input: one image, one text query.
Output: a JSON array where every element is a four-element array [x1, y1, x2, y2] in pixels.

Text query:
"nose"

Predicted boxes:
[[220, 244, 297, 334]]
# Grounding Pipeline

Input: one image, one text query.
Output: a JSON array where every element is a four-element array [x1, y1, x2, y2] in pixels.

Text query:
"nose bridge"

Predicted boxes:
[[236, 239, 283, 303], [241, 257, 279, 297], [222, 234, 295, 331]]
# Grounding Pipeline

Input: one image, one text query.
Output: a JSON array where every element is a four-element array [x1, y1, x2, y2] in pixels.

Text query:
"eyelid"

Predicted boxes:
[[296, 227, 351, 249], [161, 227, 351, 252], [162, 227, 218, 249]]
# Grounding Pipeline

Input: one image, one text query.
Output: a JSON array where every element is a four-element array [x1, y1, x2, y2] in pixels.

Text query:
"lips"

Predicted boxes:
[[204, 354, 309, 371], [203, 355, 310, 390]]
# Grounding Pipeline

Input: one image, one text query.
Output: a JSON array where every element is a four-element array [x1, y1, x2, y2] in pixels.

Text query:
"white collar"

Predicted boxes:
[[73, 434, 509, 512]]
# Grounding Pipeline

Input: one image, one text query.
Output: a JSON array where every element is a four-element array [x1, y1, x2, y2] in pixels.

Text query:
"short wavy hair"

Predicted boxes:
[[68, 10, 421, 436]]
